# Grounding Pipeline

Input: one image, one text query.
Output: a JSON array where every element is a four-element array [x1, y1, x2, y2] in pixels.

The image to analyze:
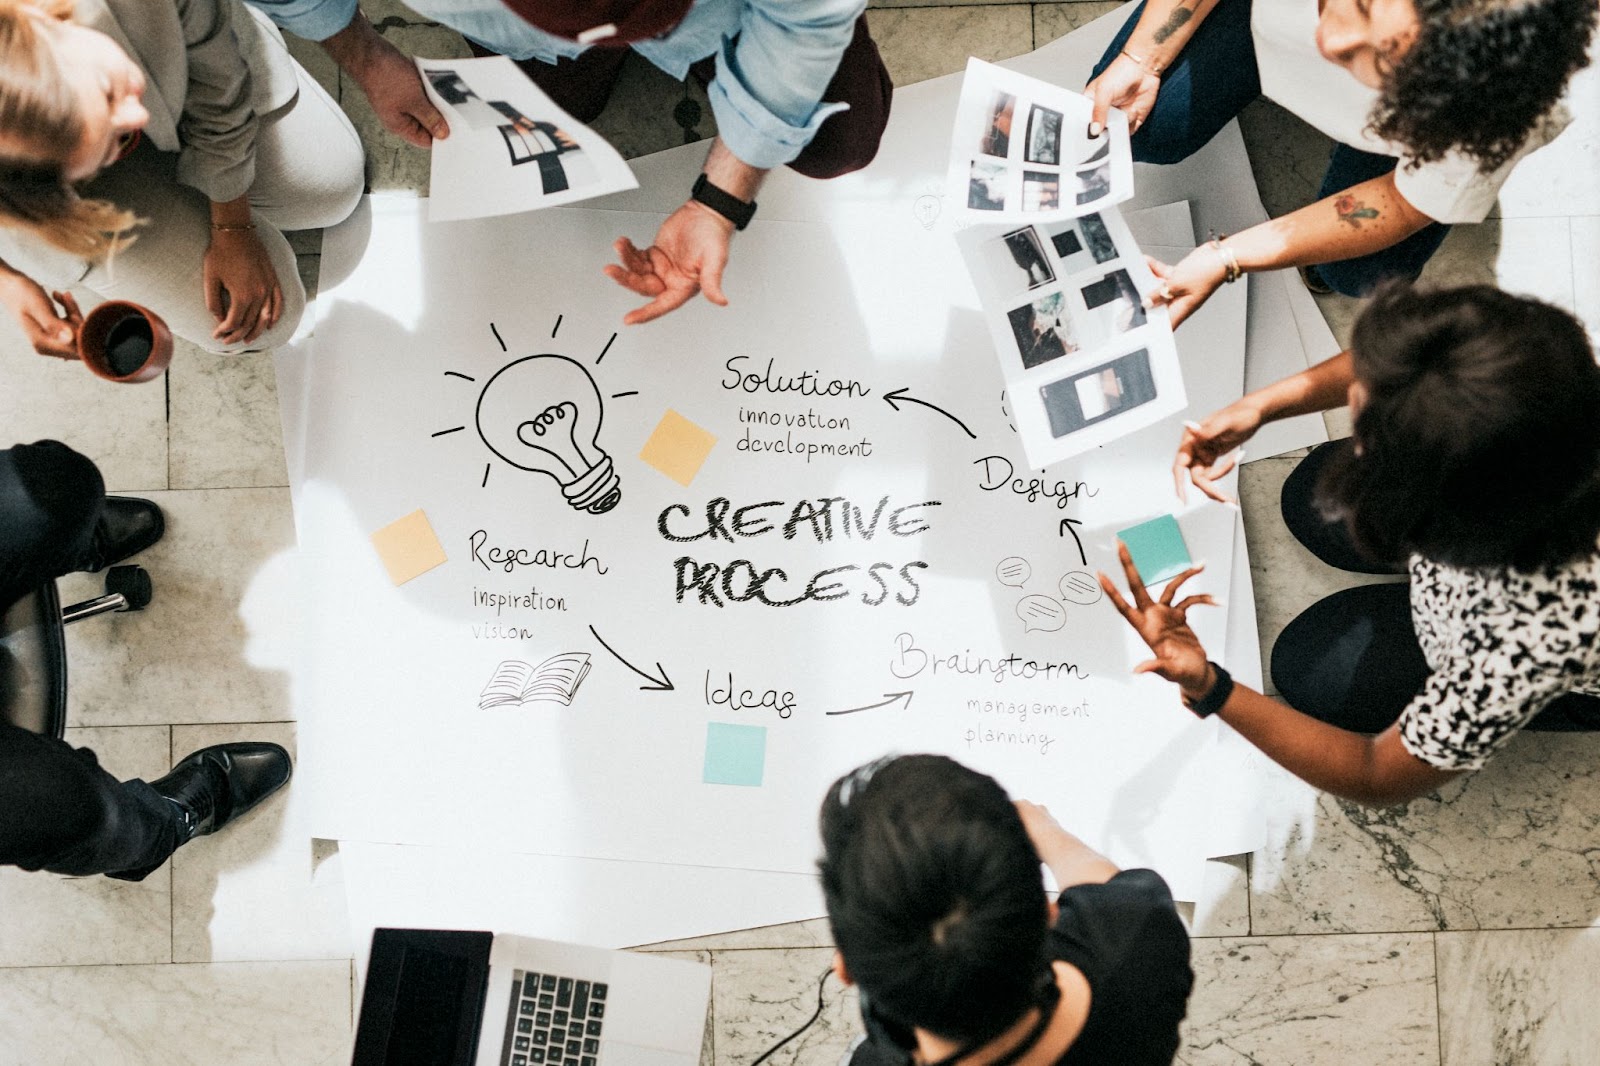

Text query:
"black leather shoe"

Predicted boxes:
[[76, 496, 165, 573], [150, 742, 292, 842]]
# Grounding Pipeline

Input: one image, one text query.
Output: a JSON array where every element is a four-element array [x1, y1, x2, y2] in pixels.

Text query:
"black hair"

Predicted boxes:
[[817, 755, 1050, 1045], [1316, 282, 1600, 571], [1371, 0, 1596, 171]]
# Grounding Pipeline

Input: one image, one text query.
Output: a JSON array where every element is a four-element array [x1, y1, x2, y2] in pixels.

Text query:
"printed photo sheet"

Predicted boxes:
[[957, 205, 1185, 466], [948, 58, 1134, 224], [417, 55, 638, 222]]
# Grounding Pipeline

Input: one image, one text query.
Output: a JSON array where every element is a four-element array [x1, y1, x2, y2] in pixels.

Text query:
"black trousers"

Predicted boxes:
[[1270, 441, 1600, 733], [0, 440, 181, 880]]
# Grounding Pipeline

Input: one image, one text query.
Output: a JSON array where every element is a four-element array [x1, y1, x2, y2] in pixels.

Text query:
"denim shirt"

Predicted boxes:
[[245, 0, 861, 169]]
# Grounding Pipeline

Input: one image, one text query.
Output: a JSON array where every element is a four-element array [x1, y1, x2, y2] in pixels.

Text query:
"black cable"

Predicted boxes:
[[750, 965, 833, 1066]]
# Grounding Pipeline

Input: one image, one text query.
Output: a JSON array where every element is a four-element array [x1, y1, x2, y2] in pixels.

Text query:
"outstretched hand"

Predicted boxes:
[[1098, 541, 1217, 699], [1173, 401, 1262, 503], [603, 201, 735, 325]]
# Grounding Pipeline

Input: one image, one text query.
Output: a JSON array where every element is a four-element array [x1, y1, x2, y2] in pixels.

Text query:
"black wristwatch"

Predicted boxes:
[[691, 173, 757, 231], [1183, 662, 1233, 719]]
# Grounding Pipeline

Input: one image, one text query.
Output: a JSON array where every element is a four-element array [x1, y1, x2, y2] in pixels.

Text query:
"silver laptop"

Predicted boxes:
[[352, 928, 710, 1066]]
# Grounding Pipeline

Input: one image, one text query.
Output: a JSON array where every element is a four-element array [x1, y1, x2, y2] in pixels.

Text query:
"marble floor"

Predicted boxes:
[[2, 2, 1598, 1063]]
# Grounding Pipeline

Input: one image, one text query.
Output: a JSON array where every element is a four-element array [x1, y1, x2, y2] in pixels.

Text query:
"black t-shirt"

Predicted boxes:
[[1050, 868, 1193, 1064], [853, 869, 1193, 1066]]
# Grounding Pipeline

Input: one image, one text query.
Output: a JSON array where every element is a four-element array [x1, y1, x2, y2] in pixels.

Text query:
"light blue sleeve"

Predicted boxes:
[[707, 0, 866, 169], [241, 0, 359, 42]]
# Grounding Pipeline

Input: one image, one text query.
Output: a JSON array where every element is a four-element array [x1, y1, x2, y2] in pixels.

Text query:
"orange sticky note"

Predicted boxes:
[[640, 409, 716, 487], [370, 509, 447, 585]]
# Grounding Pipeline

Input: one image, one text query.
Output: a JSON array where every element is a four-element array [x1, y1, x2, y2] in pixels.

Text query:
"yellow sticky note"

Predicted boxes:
[[640, 409, 717, 487], [370, 509, 447, 585]]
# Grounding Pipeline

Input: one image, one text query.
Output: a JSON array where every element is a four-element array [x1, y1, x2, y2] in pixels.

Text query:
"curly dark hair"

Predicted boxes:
[[1370, 0, 1597, 171], [1316, 282, 1600, 572]]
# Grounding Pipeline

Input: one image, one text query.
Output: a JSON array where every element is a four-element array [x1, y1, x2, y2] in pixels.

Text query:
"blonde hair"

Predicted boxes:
[[0, 0, 138, 260]]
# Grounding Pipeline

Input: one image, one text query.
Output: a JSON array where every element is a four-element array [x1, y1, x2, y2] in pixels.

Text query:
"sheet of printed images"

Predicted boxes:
[[416, 55, 638, 222], [948, 58, 1134, 224], [956, 206, 1185, 466]]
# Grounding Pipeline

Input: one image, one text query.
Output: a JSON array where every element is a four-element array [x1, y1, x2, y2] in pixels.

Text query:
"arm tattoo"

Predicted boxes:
[[1335, 194, 1381, 228], [1151, 4, 1194, 44]]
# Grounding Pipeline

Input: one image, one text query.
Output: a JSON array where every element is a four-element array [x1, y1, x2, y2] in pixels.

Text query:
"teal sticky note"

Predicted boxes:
[[1116, 514, 1192, 586], [703, 723, 767, 787]]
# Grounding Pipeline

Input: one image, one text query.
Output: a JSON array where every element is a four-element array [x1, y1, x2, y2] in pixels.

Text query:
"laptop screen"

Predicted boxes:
[[353, 928, 495, 1066]]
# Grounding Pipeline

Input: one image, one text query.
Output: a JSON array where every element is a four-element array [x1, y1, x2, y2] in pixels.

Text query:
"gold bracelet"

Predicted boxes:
[[1120, 48, 1163, 76], [210, 221, 256, 232], [1208, 237, 1241, 284]]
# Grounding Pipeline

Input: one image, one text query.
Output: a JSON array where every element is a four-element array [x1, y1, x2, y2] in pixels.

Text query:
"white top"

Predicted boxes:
[[1400, 550, 1600, 771], [1250, 0, 1571, 224]]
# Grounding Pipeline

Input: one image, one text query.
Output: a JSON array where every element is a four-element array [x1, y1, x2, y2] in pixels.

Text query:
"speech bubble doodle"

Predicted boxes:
[[996, 556, 1031, 588], [1059, 570, 1103, 606], [1017, 594, 1066, 633]]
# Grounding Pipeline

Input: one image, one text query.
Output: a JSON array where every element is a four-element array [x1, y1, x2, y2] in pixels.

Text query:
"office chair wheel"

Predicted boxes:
[[105, 565, 153, 611]]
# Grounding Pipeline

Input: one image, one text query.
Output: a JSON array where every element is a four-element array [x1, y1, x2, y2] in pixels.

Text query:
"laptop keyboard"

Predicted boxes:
[[501, 969, 608, 1066]]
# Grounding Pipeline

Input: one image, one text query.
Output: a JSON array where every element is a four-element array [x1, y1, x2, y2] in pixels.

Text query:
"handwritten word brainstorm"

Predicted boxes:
[[659, 496, 940, 608]]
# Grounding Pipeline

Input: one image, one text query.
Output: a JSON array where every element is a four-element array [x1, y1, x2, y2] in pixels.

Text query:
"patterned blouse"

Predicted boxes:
[[1399, 551, 1600, 770]]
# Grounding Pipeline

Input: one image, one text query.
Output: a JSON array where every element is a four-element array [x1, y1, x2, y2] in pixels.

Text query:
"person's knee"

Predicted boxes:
[[1313, 259, 1397, 298], [265, 148, 365, 232], [10, 440, 104, 534]]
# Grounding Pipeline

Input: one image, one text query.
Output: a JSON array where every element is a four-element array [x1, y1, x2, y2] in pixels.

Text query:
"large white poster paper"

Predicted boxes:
[[291, 197, 1246, 897], [418, 55, 637, 221]]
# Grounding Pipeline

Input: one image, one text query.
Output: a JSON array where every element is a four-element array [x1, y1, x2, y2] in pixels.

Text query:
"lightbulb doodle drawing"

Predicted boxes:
[[433, 319, 627, 515]]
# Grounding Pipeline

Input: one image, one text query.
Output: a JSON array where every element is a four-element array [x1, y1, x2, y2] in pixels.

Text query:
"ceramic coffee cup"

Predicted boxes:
[[76, 300, 174, 383]]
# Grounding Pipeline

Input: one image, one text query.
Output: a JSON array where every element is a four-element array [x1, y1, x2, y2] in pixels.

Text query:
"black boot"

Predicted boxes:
[[150, 742, 292, 842], [75, 496, 165, 573]]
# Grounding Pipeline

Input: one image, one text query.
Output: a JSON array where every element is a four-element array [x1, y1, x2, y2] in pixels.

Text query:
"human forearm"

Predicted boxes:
[[1120, 0, 1224, 70], [318, 8, 382, 71], [701, 138, 767, 203], [1210, 679, 1455, 806], [1224, 172, 1433, 275], [1240, 351, 1355, 423], [1034, 827, 1119, 888]]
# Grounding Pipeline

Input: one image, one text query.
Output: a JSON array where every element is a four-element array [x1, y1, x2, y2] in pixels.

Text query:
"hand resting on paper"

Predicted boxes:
[[1172, 400, 1262, 504], [1084, 51, 1161, 136], [1097, 541, 1218, 702], [1014, 800, 1119, 888], [1143, 248, 1226, 330]]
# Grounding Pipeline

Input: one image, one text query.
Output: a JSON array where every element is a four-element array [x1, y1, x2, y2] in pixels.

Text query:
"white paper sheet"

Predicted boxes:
[[284, 197, 1247, 901], [948, 59, 1133, 223], [417, 56, 637, 222], [338, 842, 827, 965]]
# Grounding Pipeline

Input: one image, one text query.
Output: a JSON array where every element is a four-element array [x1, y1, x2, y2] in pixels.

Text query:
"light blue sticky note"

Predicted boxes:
[[703, 723, 767, 787], [1116, 514, 1192, 586]]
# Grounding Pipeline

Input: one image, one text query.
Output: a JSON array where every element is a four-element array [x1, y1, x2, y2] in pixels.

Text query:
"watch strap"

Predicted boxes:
[[691, 173, 756, 231], [1184, 662, 1233, 719]]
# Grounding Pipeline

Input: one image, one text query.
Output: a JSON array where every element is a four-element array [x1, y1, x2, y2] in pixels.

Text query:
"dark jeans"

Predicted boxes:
[[1270, 441, 1600, 733], [475, 15, 893, 179], [1091, 0, 1451, 297], [0, 440, 181, 880]]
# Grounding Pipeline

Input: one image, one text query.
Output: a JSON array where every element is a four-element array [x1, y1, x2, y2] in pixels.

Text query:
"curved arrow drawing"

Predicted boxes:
[[826, 691, 914, 716], [883, 388, 977, 440], [1059, 517, 1086, 566], [587, 625, 674, 691]]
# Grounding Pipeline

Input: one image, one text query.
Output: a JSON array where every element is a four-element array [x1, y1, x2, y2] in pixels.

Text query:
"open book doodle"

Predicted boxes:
[[479, 653, 592, 709]]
